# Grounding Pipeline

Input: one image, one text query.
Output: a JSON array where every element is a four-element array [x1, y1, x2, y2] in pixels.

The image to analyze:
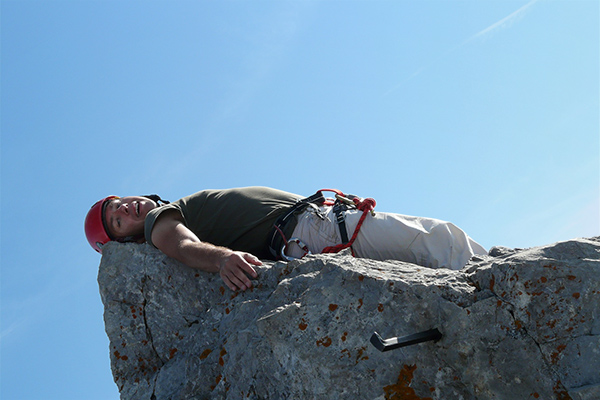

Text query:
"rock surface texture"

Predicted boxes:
[[98, 237, 600, 400]]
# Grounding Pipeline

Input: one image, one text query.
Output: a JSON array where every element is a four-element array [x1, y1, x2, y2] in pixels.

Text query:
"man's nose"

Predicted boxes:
[[118, 204, 129, 214]]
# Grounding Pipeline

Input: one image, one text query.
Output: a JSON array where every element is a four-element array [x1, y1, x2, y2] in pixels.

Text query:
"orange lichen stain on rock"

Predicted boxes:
[[316, 336, 332, 347], [551, 344, 567, 364], [357, 299, 363, 310], [329, 304, 338, 311], [533, 392, 540, 398], [496, 300, 503, 308], [225, 308, 231, 314], [195, 273, 200, 278], [113, 351, 129, 361], [215, 374, 222, 385], [540, 276, 548, 283], [355, 346, 369, 364], [383, 364, 433, 400], [341, 332, 348, 342], [378, 304, 384, 312], [489, 275, 495, 291], [553, 380, 573, 400], [515, 320, 523, 330], [219, 348, 227, 366], [340, 348, 351, 359], [199, 349, 213, 360], [567, 275, 577, 281], [169, 348, 178, 359], [572, 293, 581, 299], [299, 319, 308, 331], [358, 274, 364, 281], [219, 286, 226, 295]]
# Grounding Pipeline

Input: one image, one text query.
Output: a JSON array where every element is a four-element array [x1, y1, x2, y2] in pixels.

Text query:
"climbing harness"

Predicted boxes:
[[320, 189, 377, 256], [268, 191, 326, 260], [269, 189, 376, 261]]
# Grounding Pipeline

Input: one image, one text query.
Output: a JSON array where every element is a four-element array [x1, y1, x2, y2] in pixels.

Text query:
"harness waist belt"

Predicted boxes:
[[268, 191, 326, 260]]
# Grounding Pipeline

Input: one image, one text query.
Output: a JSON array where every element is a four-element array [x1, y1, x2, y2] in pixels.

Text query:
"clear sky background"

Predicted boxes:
[[1, 1, 598, 399]]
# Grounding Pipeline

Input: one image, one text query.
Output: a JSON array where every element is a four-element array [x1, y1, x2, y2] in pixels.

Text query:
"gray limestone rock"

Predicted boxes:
[[98, 237, 600, 400]]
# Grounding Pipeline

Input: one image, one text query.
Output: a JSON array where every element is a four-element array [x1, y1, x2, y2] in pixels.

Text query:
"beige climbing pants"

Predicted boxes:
[[287, 204, 487, 270]]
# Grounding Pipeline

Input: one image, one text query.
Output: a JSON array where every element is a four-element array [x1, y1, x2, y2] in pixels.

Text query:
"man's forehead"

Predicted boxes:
[[102, 197, 119, 239]]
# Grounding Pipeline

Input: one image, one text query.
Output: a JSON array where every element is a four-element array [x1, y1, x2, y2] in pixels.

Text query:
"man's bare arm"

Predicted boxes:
[[150, 210, 260, 291]]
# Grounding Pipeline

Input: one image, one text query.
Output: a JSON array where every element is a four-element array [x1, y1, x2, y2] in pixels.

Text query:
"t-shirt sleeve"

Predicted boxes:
[[144, 203, 185, 248]]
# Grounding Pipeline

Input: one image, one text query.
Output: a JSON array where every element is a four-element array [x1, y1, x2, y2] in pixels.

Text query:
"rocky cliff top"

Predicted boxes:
[[98, 237, 600, 400]]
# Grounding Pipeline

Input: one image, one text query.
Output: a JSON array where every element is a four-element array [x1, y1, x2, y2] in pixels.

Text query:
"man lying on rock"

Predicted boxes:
[[85, 186, 486, 292]]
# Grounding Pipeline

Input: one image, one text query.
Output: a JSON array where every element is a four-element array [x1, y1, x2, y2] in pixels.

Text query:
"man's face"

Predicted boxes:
[[104, 196, 158, 240]]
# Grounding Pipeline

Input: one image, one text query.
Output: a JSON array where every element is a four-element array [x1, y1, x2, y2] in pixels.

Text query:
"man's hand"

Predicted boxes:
[[219, 251, 261, 291]]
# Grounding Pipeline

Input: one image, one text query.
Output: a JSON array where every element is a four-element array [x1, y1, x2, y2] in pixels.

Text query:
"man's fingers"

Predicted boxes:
[[231, 263, 253, 289], [243, 253, 262, 266], [220, 268, 249, 291], [220, 254, 252, 291], [218, 251, 262, 291], [240, 254, 259, 278], [223, 272, 249, 292], [222, 277, 238, 292]]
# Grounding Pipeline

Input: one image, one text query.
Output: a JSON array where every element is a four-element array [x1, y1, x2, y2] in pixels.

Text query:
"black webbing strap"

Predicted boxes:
[[268, 191, 326, 260], [333, 202, 350, 244]]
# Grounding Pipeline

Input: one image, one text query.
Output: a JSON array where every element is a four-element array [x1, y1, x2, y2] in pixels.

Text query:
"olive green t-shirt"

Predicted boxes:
[[144, 186, 300, 260]]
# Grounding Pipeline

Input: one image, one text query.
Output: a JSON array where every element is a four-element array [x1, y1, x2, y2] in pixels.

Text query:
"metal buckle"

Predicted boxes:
[[335, 193, 355, 207], [281, 238, 311, 261], [335, 209, 346, 224]]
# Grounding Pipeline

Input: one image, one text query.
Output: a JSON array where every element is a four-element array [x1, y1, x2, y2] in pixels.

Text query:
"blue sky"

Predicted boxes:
[[1, 1, 598, 398]]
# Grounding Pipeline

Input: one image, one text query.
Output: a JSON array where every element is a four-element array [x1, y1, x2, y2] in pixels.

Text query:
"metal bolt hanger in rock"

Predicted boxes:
[[370, 328, 442, 352]]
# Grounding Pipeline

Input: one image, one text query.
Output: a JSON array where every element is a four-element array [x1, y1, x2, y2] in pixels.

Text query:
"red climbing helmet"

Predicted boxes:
[[84, 195, 119, 253]]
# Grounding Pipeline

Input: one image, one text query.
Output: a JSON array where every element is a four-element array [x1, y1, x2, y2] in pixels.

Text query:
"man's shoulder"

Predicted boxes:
[[145, 204, 184, 247]]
